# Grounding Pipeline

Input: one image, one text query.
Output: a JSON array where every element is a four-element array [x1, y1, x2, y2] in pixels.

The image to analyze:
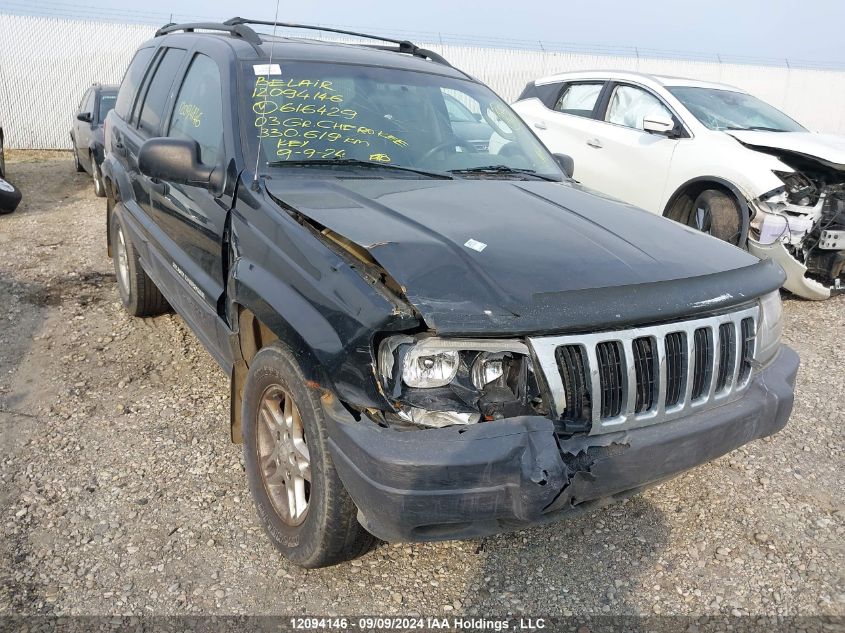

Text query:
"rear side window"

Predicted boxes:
[[114, 47, 154, 119], [97, 94, 117, 124], [554, 82, 603, 118], [138, 48, 187, 135], [168, 54, 223, 165]]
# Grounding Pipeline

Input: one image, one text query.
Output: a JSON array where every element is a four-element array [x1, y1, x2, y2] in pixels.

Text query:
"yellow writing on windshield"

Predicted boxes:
[[252, 77, 409, 161]]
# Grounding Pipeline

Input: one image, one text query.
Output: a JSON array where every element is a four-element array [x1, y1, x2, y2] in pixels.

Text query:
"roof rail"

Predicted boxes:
[[222, 17, 452, 67], [154, 21, 262, 44]]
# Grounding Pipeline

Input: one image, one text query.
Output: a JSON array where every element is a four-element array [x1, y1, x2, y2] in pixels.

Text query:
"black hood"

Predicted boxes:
[[265, 177, 784, 334]]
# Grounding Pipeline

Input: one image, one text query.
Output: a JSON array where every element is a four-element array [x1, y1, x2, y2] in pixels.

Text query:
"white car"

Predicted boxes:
[[511, 70, 845, 299]]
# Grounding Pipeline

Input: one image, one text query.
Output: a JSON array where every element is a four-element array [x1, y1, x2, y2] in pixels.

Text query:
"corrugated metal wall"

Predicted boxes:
[[1, 13, 844, 149]]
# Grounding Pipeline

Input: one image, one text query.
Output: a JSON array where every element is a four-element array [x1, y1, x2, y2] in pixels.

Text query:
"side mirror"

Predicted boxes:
[[76, 112, 93, 123], [554, 153, 574, 178], [642, 114, 676, 135], [138, 138, 221, 191]]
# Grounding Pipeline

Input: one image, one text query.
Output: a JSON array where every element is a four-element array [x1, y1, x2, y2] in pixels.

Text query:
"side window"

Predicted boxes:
[[98, 94, 117, 124], [114, 47, 154, 119], [168, 54, 223, 165], [553, 83, 603, 118], [84, 91, 96, 114], [138, 48, 187, 135], [78, 89, 91, 113], [605, 85, 672, 130]]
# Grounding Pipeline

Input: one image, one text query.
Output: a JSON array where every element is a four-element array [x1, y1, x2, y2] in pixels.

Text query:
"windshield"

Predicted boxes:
[[668, 87, 805, 132], [241, 61, 561, 179]]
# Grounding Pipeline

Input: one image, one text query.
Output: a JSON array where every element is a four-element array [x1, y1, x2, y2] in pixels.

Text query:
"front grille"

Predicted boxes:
[[632, 337, 657, 413], [529, 306, 758, 435], [597, 341, 625, 418], [716, 322, 736, 393], [739, 317, 756, 383], [555, 345, 591, 422], [664, 332, 686, 407], [691, 328, 712, 400]]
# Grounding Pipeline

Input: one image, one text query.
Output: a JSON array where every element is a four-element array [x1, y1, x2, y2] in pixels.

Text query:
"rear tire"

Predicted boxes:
[[687, 189, 742, 245], [242, 342, 374, 568], [109, 208, 169, 317], [73, 141, 84, 173], [92, 157, 106, 197]]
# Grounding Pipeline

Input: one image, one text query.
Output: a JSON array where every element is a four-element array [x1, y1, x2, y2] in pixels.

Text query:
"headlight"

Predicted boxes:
[[378, 336, 529, 390], [756, 290, 783, 366], [402, 347, 459, 388]]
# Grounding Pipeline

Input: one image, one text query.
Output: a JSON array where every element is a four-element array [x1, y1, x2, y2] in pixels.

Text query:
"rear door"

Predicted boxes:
[[515, 81, 609, 186], [143, 50, 232, 355], [589, 82, 683, 212]]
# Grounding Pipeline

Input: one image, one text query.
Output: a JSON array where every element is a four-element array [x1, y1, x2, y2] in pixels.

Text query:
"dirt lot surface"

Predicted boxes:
[[0, 153, 843, 618]]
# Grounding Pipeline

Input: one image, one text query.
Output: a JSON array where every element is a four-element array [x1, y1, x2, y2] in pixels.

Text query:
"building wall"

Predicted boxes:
[[1, 13, 843, 149]]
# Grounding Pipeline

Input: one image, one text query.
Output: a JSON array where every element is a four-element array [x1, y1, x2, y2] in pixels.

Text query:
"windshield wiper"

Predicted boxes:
[[724, 126, 786, 132], [448, 165, 558, 181], [265, 159, 453, 179]]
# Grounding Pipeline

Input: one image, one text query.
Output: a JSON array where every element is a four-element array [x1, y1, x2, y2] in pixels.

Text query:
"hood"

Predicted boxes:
[[265, 178, 782, 334], [726, 130, 845, 170]]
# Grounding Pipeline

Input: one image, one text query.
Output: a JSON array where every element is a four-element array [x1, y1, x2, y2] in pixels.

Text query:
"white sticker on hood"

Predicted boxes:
[[0, 178, 14, 193], [253, 63, 282, 76], [464, 238, 487, 252]]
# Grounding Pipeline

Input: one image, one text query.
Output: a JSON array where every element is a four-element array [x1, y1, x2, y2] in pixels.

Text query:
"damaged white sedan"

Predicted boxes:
[[512, 71, 845, 299]]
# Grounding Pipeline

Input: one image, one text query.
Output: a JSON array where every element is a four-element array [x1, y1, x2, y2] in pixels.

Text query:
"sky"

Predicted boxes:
[[3, 0, 845, 67]]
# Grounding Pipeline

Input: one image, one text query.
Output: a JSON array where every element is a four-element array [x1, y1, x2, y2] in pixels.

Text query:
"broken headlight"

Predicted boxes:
[[756, 290, 783, 367], [377, 336, 539, 428]]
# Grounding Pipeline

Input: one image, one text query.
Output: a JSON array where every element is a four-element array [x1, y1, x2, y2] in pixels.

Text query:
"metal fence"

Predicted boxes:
[[2, 13, 844, 149]]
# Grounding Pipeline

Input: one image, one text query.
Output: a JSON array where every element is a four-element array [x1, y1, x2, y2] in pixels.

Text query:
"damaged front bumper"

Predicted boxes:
[[324, 346, 798, 542], [747, 239, 835, 300]]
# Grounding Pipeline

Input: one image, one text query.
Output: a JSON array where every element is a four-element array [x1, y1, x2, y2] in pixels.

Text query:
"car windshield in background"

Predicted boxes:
[[98, 94, 117, 124], [242, 62, 562, 179], [668, 87, 806, 133]]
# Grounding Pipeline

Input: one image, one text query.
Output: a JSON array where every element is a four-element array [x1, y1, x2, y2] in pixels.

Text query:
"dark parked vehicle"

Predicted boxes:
[[0, 124, 22, 214], [71, 83, 118, 197], [101, 19, 798, 568]]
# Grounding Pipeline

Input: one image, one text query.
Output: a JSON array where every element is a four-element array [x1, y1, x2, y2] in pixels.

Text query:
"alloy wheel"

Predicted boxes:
[[115, 225, 130, 294], [256, 385, 311, 526]]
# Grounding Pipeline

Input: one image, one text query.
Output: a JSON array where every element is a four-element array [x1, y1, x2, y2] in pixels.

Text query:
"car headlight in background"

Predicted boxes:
[[756, 290, 783, 366]]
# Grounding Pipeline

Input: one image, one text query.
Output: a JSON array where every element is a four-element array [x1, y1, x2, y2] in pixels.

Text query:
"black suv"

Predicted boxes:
[[71, 83, 118, 197], [102, 19, 799, 568]]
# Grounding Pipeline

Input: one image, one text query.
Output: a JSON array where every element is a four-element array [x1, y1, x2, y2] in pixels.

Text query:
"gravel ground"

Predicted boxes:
[[0, 153, 843, 618]]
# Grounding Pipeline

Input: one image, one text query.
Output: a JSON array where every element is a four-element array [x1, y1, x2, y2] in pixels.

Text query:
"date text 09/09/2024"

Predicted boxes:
[[289, 617, 548, 630]]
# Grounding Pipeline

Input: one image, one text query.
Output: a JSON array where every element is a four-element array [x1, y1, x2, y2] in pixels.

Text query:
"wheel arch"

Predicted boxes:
[[228, 299, 335, 445], [662, 176, 752, 248]]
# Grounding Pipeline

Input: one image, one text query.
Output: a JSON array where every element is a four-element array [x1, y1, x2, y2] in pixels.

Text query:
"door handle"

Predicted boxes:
[[533, 121, 547, 130], [586, 138, 603, 148], [113, 139, 126, 156]]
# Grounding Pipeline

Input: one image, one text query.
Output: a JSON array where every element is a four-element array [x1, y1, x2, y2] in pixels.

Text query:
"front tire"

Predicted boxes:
[[242, 343, 373, 568], [109, 209, 169, 317], [0, 177, 22, 215], [687, 189, 742, 245]]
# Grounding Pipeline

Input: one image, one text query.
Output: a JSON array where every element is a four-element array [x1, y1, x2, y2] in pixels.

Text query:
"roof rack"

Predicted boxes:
[[154, 18, 453, 67], [154, 21, 263, 44], [222, 17, 453, 67]]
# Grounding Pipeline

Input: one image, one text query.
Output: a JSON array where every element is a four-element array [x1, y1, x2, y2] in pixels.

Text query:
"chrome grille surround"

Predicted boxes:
[[528, 306, 759, 435]]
